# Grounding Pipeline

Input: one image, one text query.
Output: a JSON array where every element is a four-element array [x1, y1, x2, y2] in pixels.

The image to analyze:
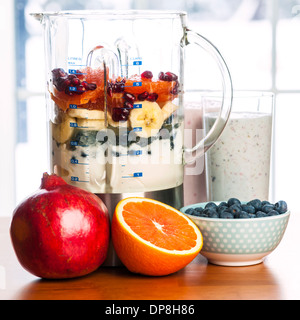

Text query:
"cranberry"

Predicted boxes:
[[158, 71, 178, 82], [137, 91, 149, 101], [64, 79, 71, 88], [124, 101, 134, 109], [82, 81, 89, 89], [112, 108, 130, 122], [71, 78, 80, 86], [54, 77, 69, 91], [67, 74, 77, 81], [76, 85, 86, 94], [112, 80, 125, 93], [124, 92, 136, 103], [51, 68, 97, 94], [52, 68, 67, 80], [147, 93, 158, 102], [158, 72, 165, 81], [107, 79, 126, 94], [165, 72, 178, 81], [141, 70, 153, 80]]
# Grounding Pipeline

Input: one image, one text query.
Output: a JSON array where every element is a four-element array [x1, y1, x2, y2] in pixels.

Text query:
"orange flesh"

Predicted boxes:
[[122, 201, 197, 251], [51, 67, 105, 111], [50, 69, 177, 111], [124, 75, 177, 102]]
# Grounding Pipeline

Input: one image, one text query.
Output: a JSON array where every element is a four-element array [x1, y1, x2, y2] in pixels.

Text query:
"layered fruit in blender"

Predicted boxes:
[[49, 67, 183, 193]]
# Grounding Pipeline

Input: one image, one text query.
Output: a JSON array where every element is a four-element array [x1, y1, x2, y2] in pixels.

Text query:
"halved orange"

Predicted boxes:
[[112, 197, 203, 276]]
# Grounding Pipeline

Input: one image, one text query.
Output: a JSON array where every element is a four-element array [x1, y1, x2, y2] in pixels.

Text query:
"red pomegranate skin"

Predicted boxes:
[[10, 173, 110, 279]]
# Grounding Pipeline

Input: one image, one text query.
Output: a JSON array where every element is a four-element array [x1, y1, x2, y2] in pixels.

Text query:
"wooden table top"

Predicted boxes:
[[1, 213, 299, 301]]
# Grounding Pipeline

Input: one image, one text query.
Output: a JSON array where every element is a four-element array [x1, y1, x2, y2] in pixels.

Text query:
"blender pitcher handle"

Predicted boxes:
[[182, 28, 233, 164]]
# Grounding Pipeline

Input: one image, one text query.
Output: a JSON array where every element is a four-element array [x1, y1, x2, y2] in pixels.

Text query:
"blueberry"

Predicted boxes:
[[261, 200, 270, 207], [241, 204, 256, 214], [185, 208, 194, 215], [256, 211, 268, 218], [203, 208, 217, 217], [218, 205, 228, 214], [262, 204, 275, 213], [248, 213, 256, 218], [195, 207, 204, 214], [227, 198, 241, 207], [274, 200, 288, 214], [227, 204, 242, 216], [236, 211, 250, 219], [205, 202, 218, 210], [191, 209, 202, 217], [218, 202, 228, 208], [267, 210, 279, 216], [199, 211, 209, 217], [247, 199, 262, 211], [193, 207, 206, 217], [207, 209, 219, 218], [220, 211, 234, 219]]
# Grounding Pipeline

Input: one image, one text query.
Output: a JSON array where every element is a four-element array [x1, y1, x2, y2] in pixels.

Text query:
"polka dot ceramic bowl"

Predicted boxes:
[[180, 202, 290, 266]]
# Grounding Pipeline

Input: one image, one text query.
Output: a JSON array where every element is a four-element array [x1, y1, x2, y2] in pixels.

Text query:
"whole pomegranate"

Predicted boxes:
[[10, 173, 110, 279]]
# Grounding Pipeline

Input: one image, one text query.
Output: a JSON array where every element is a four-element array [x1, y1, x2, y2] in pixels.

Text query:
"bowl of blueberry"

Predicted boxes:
[[180, 198, 290, 266]]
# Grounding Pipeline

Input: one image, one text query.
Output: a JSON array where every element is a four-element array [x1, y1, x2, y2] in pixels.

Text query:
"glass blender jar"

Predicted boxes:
[[33, 10, 232, 265]]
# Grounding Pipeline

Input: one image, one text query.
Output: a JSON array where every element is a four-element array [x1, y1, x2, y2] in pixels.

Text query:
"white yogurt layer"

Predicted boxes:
[[51, 123, 184, 193], [206, 112, 272, 201]]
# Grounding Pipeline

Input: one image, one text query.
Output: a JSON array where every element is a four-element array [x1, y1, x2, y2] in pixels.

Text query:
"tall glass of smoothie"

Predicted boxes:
[[205, 92, 274, 202]]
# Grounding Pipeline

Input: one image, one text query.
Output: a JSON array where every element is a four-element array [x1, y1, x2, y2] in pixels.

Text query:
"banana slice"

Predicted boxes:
[[160, 101, 179, 120], [107, 113, 129, 128], [129, 101, 164, 138], [77, 118, 106, 131], [67, 108, 105, 120], [51, 115, 76, 143]]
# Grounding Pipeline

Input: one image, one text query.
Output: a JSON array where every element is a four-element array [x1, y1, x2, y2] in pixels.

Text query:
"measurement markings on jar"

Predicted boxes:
[[121, 172, 143, 178], [67, 62, 86, 66], [69, 122, 89, 130], [67, 57, 85, 67], [71, 176, 89, 183], [125, 81, 142, 87], [69, 104, 90, 110], [121, 57, 142, 67], [68, 69, 87, 75], [121, 61, 142, 67], [70, 159, 89, 165]]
